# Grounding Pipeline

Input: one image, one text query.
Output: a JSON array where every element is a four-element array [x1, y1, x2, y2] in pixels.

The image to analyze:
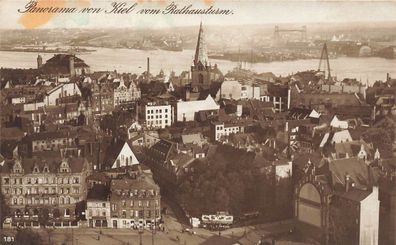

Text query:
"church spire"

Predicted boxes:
[[194, 22, 209, 67]]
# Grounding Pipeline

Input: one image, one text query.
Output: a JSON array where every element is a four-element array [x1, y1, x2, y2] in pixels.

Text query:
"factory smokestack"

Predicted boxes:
[[147, 57, 150, 76]]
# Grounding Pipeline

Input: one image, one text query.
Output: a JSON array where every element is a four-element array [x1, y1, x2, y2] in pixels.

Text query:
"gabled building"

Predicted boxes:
[[103, 140, 139, 170], [145, 139, 195, 183], [91, 82, 114, 115], [319, 129, 353, 148], [294, 157, 380, 245], [109, 174, 161, 229], [0, 154, 91, 226], [113, 78, 140, 106], [20, 130, 77, 156], [176, 95, 219, 122], [44, 82, 82, 106], [40, 54, 90, 77]]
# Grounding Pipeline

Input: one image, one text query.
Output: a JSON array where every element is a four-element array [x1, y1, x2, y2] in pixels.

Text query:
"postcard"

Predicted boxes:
[[0, 1, 395, 245]]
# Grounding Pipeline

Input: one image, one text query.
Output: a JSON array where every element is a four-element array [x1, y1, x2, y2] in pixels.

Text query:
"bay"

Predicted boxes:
[[0, 48, 395, 85]]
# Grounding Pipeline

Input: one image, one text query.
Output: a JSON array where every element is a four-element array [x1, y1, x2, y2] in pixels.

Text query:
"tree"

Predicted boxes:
[[362, 128, 393, 158], [177, 144, 279, 220], [15, 228, 42, 245]]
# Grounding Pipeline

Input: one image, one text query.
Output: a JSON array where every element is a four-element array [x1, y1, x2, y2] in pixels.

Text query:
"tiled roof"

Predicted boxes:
[[0, 127, 25, 140], [25, 130, 76, 141], [329, 158, 375, 188], [334, 189, 371, 202], [149, 139, 175, 162], [170, 153, 194, 168], [87, 184, 110, 201], [181, 133, 204, 145], [103, 140, 136, 169], [1, 153, 87, 174], [41, 54, 89, 75], [86, 172, 110, 184], [110, 174, 159, 192]]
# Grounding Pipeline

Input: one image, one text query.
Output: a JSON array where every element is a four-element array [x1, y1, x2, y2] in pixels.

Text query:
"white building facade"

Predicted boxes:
[[145, 103, 173, 129], [44, 83, 82, 106], [177, 95, 219, 122], [213, 122, 244, 141]]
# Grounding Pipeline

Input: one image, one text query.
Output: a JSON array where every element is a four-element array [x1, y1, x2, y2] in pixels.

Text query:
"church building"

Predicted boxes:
[[190, 22, 222, 93]]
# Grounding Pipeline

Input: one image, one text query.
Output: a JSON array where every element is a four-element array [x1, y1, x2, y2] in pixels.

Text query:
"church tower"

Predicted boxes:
[[191, 22, 212, 92]]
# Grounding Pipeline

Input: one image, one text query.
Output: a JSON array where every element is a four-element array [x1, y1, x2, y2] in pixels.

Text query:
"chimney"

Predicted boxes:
[[147, 57, 150, 76], [69, 55, 75, 77], [387, 73, 390, 82], [345, 174, 351, 192]]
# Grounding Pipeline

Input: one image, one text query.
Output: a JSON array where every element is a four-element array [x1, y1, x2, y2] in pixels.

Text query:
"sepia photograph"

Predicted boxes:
[[0, 0, 395, 244]]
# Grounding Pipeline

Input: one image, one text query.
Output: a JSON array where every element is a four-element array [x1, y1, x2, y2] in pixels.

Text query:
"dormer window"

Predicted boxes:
[[60, 161, 70, 173], [33, 167, 39, 173], [13, 161, 23, 174], [43, 167, 49, 173]]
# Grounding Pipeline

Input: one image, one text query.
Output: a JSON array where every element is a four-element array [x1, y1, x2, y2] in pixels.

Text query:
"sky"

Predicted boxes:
[[0, 0, 396, 29]]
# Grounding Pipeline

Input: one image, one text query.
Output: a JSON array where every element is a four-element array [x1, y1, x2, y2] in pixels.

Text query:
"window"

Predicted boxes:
[[102, 203, 106, 208], [4, 178, 9, 184]]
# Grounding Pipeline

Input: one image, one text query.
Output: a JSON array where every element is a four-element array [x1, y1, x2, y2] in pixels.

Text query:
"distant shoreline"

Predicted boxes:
[[0, 48, 96, 54]]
